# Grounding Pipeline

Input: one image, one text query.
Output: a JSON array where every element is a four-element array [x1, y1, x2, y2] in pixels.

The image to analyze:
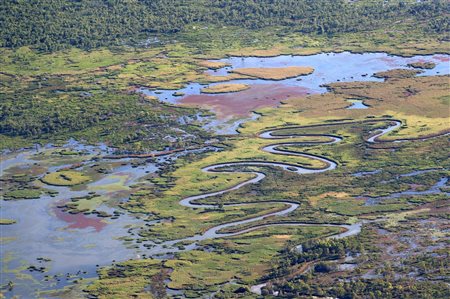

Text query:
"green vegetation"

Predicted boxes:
[[231, 66, 314, 80], [0, 219, 16, 225], [85, 225, 341, 298], [2, 0, 448, 52], [266, 222, 450, 298], [1, 1, 449, 298], [108, 74, 448, 297], [1, 1, 449, 150], [85, 259, 165, 298], [201, 83, 250, 94], [41, 171, 91, 186], [373, 68, 423, 79], [0, 88, 209, 151], [407, 61, 437, 69], [3, 189, 42, 200]]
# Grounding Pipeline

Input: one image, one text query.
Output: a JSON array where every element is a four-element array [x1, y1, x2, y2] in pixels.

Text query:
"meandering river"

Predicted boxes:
[[1, 51, 449, 298]]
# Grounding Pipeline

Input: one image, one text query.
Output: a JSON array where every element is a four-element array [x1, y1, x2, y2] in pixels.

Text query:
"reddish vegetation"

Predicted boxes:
[[180, 84, 313, 119], [377, 56, 399, 67], [433, 55, 449, 62], [54, 206, 107, 232]]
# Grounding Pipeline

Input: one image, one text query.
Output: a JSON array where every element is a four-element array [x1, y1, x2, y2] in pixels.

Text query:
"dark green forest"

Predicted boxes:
[[1, 0, 449, 51]]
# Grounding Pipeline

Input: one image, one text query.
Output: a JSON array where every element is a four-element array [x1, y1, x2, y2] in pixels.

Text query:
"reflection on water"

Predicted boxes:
[[1, 153, 148, 297], [0, 143, 214, 297], [141, 52, 449, 102], [2, 52, 449, 297], [346, 99, 369, 109], [140, 52, 449, 134]]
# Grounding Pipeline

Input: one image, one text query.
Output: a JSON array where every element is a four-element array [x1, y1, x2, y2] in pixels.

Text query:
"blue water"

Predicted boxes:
[[141, 52, 449, 103], [346, 100, 369, 109]]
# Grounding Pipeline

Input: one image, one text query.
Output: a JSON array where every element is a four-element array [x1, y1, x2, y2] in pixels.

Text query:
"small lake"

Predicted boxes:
[[0, 144, 213, 298], [141, 52, 449, 133], [1, 51, 449, 297]]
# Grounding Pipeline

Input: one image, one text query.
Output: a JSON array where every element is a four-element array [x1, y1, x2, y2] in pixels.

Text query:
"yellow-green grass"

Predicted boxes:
[[0, 46, 161, 76], [241, 75, 450, 140], [142, 95, 159, 101], [165, 225, 341, 289], [231, 66, 314, 80], [142, 202, 295, 241], [4, 189, 42, 200], [199, 73, 252, 84], [316, 197, 412, 216], [200, 83, 250, 94], [227, 46, 288, 57], [41, 170, 91, 186], [138, 132, 343, 241], [226, 28, 449, 58], [196, 60, 230, 69], [163, 136, 329, 196], [140, 75, 449, 240], [2, 27, 448, 95], [85, 259, 162, 299], [407, 62, 436, 69], [87, 226, 340, 295], [0, 219, 16, 225], [384, 208, 431, 228]]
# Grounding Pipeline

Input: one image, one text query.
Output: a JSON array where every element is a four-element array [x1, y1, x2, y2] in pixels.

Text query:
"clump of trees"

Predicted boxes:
[[1, 0, 449, 51], [265, 229, 450, 298], [274, 277, 450, 299], [268, 237, 364, 279]]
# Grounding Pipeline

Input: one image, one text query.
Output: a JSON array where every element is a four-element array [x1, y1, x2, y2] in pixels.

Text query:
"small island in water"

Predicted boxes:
[[1, 1, 449, 298]]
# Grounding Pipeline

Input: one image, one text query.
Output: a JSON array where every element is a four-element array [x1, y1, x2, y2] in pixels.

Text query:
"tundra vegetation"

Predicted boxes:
[[230, 67, 315, 80], [80, 74, 450, 298], [1, 0, 449, 298], [201, 83, 250, 94]]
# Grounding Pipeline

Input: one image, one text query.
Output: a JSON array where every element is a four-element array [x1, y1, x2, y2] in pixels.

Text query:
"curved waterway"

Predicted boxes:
[[135, 119, 434, 258], [0, 143, 215, 298], [2, 52, 449, 297], [2, 119, 448, 297]]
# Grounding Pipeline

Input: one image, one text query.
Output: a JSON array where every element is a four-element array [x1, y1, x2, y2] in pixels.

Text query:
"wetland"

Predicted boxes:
[[1, 1, 450, 298], [2, 51, 449, 298]]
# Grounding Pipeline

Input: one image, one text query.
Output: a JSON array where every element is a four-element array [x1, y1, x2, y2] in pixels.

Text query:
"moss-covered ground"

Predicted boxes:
[[75, 73, 449, 298], [1, 21, 449, 299]]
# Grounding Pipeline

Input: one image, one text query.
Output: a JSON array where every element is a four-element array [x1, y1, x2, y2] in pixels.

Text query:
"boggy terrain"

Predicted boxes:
[[4, 73, 442, 298], [1, 56, 450, 298], [1, 1, 450, 298], [1, 50, 450, 297]]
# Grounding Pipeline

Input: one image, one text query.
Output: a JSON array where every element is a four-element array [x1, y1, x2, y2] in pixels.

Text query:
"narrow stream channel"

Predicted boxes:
[[1, 51, 449, 297]]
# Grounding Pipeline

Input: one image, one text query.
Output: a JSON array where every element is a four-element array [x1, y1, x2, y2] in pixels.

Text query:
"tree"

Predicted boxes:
[[149, 268, 168, 299]]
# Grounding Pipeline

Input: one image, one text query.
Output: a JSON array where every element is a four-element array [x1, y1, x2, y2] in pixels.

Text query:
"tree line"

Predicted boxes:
[[1, 0, 449, 51]]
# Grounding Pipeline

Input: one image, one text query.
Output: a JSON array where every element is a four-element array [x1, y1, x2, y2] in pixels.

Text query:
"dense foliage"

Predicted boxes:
[[267, 231, 450, 298], [1, 0, 449, 51], [0, 85, 208, 151]]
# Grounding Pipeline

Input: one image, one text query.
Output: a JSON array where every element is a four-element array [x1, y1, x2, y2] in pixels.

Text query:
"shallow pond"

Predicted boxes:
[[0, 144, 214, 297], [141, 52, 449, 133], [2, 52, 449, 297], [346, 99, 369, 109]]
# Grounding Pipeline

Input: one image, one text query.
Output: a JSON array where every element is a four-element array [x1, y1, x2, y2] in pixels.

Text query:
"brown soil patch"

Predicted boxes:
[[273, 235, 292, 240], [373, 68, 422, 79]]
